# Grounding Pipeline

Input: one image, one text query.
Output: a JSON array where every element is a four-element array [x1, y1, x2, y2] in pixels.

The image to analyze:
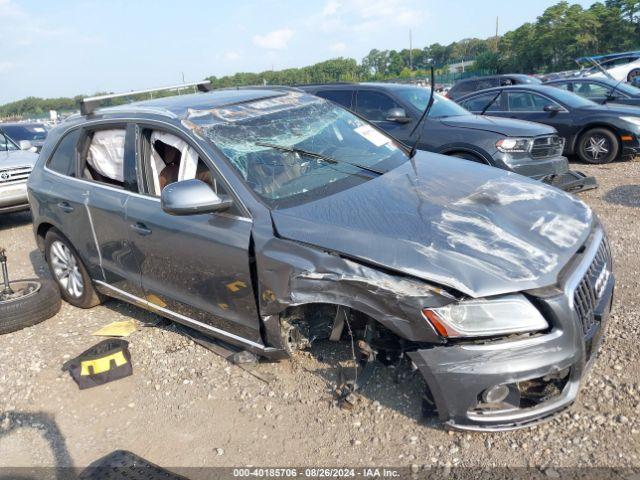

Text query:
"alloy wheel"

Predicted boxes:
[[584, 135, 610, 161], [49, 240, 84, 298]]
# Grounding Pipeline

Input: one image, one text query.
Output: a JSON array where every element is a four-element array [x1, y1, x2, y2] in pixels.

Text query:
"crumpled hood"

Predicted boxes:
[[0, 149, 38, 169], [440, 114, 556, 137], [271, 152, 593, 298]]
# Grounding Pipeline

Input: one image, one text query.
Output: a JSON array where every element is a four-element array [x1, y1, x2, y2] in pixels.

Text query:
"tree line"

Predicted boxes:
[[2, 0, 639, 119]]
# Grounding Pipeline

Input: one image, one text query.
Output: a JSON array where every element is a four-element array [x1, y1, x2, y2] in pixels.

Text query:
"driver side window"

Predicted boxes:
[[141, 129, 227, 198], [355, 91, 401, 121]]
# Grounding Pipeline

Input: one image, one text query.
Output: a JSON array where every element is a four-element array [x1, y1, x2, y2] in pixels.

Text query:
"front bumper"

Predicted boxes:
[[407, 230, 614, 431], [622, 145, 640, 158], [503, 153, 570, 180], [549, 170, 598, 193], [0, 182, 29, 213]]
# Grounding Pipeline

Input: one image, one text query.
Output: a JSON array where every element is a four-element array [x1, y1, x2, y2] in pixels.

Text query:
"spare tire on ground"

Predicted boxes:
[[0, 278, 61, 335]]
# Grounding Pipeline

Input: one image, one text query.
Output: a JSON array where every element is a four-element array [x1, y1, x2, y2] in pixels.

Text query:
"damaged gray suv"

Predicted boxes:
[[28, 85, 614, 431]]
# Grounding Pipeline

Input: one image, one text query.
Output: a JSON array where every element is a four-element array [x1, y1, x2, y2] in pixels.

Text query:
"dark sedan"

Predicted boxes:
[[545, 77, 640, 107], [457, 84, 640, 164], [447, 74, 542, 101]]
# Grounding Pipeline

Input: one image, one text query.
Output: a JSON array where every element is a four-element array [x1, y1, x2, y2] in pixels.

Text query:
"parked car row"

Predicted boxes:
[[9, 81, 614, 431], [0, 122, 49, 213], [457, 84, 640, 164], [301, 82, 595, 191]]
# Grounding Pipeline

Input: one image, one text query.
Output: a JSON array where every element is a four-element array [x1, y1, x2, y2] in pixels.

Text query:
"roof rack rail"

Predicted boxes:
[[80, 80, 213, 116]]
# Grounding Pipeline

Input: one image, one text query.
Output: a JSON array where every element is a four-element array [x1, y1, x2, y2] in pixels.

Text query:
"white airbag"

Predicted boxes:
[[87, 129, 126, 182], [150, 131, 199, 182]]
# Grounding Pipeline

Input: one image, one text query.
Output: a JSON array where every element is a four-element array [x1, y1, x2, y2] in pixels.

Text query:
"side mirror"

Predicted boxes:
[[18, 140, 33, 151], [385, 108, 411, 123], [543, 104, 563, 113], [161, 179, 232, 216]]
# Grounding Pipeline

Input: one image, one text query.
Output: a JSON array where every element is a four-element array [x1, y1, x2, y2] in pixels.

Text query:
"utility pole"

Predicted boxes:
[[495, 16, 499, 52], [409, 29, 413, 70]]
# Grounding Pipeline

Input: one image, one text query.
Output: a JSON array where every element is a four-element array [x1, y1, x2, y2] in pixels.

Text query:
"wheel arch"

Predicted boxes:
[[35, 221, 56, 253], [570, 123, 621, 152], [437, 145, 493, 165]]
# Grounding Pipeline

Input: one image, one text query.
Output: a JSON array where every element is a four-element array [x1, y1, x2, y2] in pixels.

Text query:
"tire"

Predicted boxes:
[[449, 151, 486, 164], [0, 278, 61, 334], [44, 228, 104, 308], [627, 69, 640, 83], [577, 128, 619, 164]]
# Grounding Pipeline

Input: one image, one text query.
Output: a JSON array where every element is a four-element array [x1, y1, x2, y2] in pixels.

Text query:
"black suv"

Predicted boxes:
[[301, 83, 594, 192], [447, 74, 542, 101]]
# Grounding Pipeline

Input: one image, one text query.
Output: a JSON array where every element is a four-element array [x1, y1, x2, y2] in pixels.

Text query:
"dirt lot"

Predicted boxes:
[[1, 160, 639, 474]]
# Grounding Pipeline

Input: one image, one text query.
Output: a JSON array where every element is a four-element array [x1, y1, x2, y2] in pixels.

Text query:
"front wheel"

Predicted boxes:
[[44, 229, 104, 308], [577, 128, 619, 164]]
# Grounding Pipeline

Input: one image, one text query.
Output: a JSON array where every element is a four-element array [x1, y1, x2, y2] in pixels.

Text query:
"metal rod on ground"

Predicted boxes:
[[0, 247, 13, 295]]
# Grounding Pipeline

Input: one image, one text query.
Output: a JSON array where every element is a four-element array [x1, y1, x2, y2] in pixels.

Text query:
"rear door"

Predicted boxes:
[[78, 123, 143, 297], [125, 123, 262, 344], [38, 128, 98, 274]]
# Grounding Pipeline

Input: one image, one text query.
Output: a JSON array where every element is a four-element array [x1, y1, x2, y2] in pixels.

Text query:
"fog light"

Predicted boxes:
[[482, 384, 510, 404]]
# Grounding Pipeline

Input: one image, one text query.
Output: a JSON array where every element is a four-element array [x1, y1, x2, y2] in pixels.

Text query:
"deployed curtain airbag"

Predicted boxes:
[[87, 129, 126, 182]]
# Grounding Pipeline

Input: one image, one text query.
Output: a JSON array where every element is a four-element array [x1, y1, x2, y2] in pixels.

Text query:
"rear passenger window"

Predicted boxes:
[[47, 129, 81, 177], [475, 78, 500, 91], [316, 90, 353, 109], [80, 129, 126, 188], [461, 92, 504, 112]]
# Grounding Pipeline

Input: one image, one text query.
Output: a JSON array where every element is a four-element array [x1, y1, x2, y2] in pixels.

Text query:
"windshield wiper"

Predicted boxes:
[[480, 90, 502, 115], [254, 142, 385, 176]]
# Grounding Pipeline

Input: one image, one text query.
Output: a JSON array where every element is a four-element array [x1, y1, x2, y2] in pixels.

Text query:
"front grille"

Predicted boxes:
[[573, 236, 613, 337], [0, 166, 32, 185], [531, 135, 564, 159]]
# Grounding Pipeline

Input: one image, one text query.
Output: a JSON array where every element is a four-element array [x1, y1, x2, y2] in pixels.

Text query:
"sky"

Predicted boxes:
[[1, 0, 596, 104]]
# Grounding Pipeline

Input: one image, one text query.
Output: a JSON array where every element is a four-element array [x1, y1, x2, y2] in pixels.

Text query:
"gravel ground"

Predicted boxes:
[[0, 159, 639, 474]]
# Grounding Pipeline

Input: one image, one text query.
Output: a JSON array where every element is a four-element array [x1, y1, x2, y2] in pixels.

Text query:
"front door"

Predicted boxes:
[[503, 90, 573, 139], [354, 89, 415, 143], [126, 125, 262, 344]]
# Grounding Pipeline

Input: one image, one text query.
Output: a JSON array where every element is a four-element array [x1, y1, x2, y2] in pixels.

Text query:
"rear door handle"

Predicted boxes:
[[57, 202, 74, 213], [130, 222, 152, 236]]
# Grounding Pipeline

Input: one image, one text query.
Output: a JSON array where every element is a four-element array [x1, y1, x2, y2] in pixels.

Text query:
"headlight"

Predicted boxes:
[[495, 138, 533, 153], [423, 294, 548, 338], [620, 116, 640, 127]]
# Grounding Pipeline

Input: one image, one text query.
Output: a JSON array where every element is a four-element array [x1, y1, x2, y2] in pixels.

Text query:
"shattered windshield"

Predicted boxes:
[[188, 93, 408, 208]]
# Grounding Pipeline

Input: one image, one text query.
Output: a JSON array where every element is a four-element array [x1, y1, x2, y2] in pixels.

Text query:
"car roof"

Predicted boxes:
[[546, 76, 614, 85], [93, 88, 292, 119], [301, 82, 418, 91], [1, 122, 46, 127], [456, 74, 532, 83], [459, 84, 560, 98]]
